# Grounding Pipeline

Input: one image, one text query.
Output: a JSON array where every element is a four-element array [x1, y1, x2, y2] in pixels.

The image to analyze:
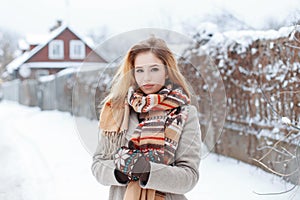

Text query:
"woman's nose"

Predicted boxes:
[[143, 71, 151, 81]]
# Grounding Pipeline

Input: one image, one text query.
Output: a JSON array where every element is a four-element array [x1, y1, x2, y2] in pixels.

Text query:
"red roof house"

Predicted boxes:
[[6, 23, 107, 80]]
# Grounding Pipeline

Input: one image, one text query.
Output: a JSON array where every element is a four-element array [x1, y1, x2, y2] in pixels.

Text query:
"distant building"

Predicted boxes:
[[6, 22, 107, 80]]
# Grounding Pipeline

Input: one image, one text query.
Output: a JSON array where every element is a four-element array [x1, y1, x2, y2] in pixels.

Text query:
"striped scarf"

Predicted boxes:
[[124, 85, 190, 200]]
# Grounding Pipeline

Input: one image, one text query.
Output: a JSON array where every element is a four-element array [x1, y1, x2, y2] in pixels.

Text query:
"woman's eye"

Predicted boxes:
[[135, 69, 144, 73], [151, 67, 159, 72]]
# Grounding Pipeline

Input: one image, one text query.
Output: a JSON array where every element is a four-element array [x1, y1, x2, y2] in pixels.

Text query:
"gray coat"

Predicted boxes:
[[91, 105, 201, 200]]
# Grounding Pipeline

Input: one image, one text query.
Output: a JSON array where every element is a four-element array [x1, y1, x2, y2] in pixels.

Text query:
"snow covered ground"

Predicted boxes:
[[0, 100, 299, 200]]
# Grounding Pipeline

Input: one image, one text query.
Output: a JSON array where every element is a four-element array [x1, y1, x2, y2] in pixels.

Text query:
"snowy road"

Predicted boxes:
[[0, 100, 299, 200]]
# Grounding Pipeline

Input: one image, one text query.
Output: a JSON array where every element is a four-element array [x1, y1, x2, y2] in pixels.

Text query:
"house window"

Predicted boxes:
[[49, 40, 64, 59], [70, 40, 85, 59]]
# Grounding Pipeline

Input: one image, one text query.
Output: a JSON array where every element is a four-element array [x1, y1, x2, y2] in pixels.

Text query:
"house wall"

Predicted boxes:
[[26, 28, 106, 63]]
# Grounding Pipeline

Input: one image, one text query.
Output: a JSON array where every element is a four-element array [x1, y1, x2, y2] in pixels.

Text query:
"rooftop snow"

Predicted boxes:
[[196, 24, 297, 52]]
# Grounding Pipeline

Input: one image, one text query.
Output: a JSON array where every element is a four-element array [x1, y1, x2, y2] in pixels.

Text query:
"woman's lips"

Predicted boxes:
[[142, 84, 154, 89]]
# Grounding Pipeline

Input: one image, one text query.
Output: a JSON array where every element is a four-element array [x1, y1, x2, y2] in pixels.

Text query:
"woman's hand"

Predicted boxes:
[[114, 146, 142, 181], [132, 156, 151, 185]]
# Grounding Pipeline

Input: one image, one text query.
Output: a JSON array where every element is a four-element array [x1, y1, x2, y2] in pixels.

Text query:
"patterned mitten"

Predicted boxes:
[[114, 146, 142, 181]]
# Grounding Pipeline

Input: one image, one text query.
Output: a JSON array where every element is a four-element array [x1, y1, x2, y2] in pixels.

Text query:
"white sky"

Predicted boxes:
[[1, 0, 300, 36]]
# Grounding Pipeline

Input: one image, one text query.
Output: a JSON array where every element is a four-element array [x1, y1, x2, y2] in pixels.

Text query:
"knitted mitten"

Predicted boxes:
[[114, 146, 142, 181]]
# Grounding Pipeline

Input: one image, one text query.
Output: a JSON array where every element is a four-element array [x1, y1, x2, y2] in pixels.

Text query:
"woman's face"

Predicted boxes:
[[134, 51, 167, 94]]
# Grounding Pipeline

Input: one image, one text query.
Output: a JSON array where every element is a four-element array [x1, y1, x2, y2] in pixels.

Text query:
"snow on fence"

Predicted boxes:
[[1, 64, 113, 119], [179, 25, 300, 184], [2, 69, 76, 113]]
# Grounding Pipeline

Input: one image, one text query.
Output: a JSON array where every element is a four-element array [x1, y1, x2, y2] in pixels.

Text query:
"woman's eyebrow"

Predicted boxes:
[[146, 64, 164, 69], [135, 66, 143, 69], [135, 63, 163, 68], [149, 64, 160, 67]]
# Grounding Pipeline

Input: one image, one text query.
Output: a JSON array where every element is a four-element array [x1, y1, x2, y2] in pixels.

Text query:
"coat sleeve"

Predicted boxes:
[[141, 105, 202, 194], [91, 131, 127, 186]]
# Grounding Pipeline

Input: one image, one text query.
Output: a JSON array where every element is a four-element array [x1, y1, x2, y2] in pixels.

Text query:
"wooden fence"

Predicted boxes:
[[179, 28, 300, 184]]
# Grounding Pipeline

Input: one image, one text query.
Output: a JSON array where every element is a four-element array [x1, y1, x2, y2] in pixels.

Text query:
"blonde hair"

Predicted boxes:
[[103, 36, 191, 109]]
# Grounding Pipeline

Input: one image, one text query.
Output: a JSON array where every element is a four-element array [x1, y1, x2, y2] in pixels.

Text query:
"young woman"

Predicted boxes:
[[92, 36, 201, 200]]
